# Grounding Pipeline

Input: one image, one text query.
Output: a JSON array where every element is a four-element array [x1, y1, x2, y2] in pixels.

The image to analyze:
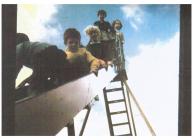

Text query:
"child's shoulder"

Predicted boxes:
[[79, 47, 87, 51], [105, 21, 111, 24], [94, 21, 100, 25], [77, 47, 86, 53], [79, 48, 93, 55]]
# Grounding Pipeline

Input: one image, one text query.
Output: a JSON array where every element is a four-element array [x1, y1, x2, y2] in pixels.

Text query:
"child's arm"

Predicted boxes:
[[120, 32, 125, 45], [85, 50, 100, 72]]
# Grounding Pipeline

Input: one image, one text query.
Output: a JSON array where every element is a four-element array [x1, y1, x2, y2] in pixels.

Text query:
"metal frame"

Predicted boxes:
[[67, 120, 75, 136], [79, 105, 91, 136], [66, 104, 92, 136]]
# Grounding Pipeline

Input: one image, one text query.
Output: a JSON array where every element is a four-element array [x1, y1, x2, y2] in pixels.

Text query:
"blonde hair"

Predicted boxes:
[[84, 25, 101, 37]]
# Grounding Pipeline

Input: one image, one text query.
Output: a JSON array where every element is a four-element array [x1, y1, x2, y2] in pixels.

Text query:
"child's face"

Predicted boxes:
[[66, 38, 80, 50], [90, 32, 99, 42], [114, 22, 121, 30], [99, 14, 105, 21]]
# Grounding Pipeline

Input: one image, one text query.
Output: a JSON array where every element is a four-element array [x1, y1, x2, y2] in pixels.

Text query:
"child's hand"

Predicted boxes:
[[90, 68, 98, 76], [98, 59, 107, 68], [90, 59, 107, 76]]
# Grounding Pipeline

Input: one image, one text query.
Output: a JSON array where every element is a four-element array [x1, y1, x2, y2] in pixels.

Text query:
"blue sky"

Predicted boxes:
[[44, 4, 179, 57]]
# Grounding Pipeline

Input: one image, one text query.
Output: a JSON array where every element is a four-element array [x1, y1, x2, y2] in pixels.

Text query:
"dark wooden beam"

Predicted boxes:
[[178, 4, 191, 136], [2, 4, 17, 135]]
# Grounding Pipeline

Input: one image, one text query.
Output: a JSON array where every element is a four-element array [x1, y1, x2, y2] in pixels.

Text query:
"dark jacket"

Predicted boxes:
[[86, 41, 103, 59], [16, 41, 68, 85], [94, 21, 112, 32]]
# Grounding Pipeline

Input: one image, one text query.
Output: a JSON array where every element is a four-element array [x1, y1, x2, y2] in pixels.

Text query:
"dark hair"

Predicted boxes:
[[112, 19, 123, 30], [63, 28, 81, 45], [16, 33, 30, 45], [97, 9, 107, 17]]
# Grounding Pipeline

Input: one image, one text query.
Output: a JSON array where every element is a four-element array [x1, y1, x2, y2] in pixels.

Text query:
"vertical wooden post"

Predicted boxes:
[[2, 4, 17, 135], [178, 4, 191, 136], [67, 119, 75, 136]]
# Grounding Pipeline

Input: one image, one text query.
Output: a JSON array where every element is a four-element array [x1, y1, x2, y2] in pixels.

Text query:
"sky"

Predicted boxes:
[[17, 4, 180, 136]]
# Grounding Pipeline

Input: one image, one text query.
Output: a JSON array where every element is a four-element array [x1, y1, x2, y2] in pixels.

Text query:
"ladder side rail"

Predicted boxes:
[[122, 81, 137, 136], [120, 81, 133, 136], [103, 88, 115, 136]]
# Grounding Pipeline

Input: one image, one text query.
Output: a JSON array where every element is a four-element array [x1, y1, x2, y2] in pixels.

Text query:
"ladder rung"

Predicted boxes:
[[108, 99, 125, 104], [110, 111, 127, 115], [116, 133, 132, 136], [105, 88, 123, 92], [112, 122, 129, 126]]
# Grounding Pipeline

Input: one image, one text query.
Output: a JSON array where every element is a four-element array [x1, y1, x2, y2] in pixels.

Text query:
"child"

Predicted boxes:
[[85, 25, 102, 59], [94, 9, 112, 41], [85, 25, 107, 67], [64, 28, 105, 79], [112, 19, 125, 70], [16, 33, 68, 89], [112, 19, 125, 45], [93, 9, 114, 62]]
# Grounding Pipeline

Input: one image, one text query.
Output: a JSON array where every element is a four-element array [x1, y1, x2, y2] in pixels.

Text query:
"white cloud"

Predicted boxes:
[[126, 32, 179, 135], [130, 20, 138, 31], [121, 5, 144, 31], [15, 66, 33, 87], [16, 5, 63, 87], [17, 5, 62, 46]]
